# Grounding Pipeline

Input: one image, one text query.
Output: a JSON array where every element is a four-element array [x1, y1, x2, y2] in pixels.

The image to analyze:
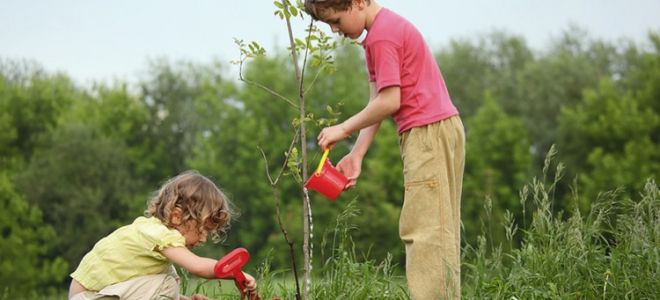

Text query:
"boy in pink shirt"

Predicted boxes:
[[305, 0, 465, 299]]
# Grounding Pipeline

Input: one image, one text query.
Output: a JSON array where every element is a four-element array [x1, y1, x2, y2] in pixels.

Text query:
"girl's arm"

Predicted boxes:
[[160, 247, 257, 290], [68, 279, 88, 299], [161, 246, 217, 278]]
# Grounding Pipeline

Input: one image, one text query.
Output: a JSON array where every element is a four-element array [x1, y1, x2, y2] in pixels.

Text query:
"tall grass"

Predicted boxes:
[[310, 200, 409, 299], [178, 200, 408, 300], [27, 153, 656, 300], [178, 158, 657, 299], [462, 152, 659, 299], [230, 200, 409, 299]]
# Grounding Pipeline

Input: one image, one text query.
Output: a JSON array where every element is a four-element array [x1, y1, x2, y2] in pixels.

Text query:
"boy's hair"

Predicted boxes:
[[145, 170, 235, 243], [304, 0, 370, 21]]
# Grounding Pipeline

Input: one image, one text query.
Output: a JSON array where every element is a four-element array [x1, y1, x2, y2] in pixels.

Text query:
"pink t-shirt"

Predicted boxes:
[[363, 8, 458, 134]]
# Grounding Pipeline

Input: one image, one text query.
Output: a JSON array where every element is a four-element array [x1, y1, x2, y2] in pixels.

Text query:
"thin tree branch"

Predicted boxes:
[[303, 68, 323, 96], [258, 127, 300, 186], [274, 191, 302, 300], [300, 19, 315, 92], [239, 59, 299, 109], [257, 126, 302, 300]]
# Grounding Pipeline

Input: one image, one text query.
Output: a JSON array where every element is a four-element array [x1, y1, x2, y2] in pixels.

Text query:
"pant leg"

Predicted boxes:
[[399, 116, 465, 300], [71, 272, 180, 300]]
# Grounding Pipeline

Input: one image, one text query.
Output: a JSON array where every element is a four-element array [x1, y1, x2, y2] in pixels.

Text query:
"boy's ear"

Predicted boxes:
[[355, 0, 369, 8], [170, 207, 183, 225]]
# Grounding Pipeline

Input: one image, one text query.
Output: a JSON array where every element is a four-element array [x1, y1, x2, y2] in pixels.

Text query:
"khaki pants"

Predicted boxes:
[[399, 116, 465, 300], [70, 271, 180, 300]]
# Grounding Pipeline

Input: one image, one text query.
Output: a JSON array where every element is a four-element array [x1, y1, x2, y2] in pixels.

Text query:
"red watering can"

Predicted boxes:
[[304, 149, 348, 201], [214, 248, 259, 300]]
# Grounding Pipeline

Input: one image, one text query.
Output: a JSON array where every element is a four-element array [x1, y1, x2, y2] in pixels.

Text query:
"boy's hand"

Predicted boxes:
[[336, 153, 363, 189], [317, 123, 350, 151]]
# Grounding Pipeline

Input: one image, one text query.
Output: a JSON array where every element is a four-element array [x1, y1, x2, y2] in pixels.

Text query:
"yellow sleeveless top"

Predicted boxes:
[[70, 216, 186, 291]]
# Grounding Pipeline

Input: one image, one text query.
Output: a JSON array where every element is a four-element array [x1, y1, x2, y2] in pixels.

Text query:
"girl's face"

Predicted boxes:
[[318, 2, 368, 39], [170, 207, 218, 248], [177, 219, 215, 249]]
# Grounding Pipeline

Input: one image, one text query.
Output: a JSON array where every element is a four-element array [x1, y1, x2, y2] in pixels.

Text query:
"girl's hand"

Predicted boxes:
[[243, 272, 257, 293]]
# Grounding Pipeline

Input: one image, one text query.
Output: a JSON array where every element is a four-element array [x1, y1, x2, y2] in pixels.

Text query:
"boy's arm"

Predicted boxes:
[[328, 83, 395, 187], [317, 84, 399, 150], [344, 84, 400, 136], [348, 82, 388, 157]]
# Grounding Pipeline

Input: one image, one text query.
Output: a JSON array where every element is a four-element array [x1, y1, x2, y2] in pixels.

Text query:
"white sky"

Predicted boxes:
[[1, 0, 659, 85]]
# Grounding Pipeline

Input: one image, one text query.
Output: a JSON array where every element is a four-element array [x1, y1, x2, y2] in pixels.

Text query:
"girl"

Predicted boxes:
[[68, 170, 257, 300]]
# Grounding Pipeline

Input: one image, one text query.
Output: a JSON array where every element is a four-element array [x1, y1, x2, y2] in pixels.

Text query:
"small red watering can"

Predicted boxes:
[[214, 248, 260, 300], [304, 149, 348, 201]]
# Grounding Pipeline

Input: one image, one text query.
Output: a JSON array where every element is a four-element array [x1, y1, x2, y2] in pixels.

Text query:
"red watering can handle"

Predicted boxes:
[[214, 248, 261, 299], [233, 269, 247, 291], [315, 149, 330, 176], [214, 248, 250, 289]]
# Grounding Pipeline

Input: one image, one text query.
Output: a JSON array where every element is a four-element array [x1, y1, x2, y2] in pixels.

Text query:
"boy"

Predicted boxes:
[[304, 0, 465, 299]]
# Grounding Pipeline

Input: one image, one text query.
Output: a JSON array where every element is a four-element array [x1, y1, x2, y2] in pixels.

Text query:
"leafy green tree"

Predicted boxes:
[[73, 82, 150, 185], [184, 56, 280, 260], [558, 33, 660, 209], [463, 93, 532, 246], [436, 32, 533, 118], [512, 29, 619, 168], [189, 53, 305, 267], [136, 59, 234, 186], [0, 59, 78, 170], [437, 29, 629, 171], [624, 32, 660, 126], [0, 172, 68, 295], [16, 124, 139, 271]]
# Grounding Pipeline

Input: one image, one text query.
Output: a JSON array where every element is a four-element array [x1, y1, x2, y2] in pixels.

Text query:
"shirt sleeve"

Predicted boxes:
[[138, 220, 186, 252], [367, 40, 401, 92]]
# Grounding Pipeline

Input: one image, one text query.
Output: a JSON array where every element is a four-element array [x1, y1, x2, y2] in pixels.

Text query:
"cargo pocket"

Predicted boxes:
[[400, 178, 440, 241]]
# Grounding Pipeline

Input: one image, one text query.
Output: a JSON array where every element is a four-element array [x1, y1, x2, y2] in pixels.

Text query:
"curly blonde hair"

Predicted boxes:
[[145, 170, 235, 243]]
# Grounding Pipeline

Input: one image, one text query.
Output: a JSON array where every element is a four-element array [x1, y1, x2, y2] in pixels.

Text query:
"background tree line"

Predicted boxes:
[[0, 29, 658, 296]]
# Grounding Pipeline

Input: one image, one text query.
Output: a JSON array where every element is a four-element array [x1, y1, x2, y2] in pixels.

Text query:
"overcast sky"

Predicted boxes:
[[1, 0, 659, 85]]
